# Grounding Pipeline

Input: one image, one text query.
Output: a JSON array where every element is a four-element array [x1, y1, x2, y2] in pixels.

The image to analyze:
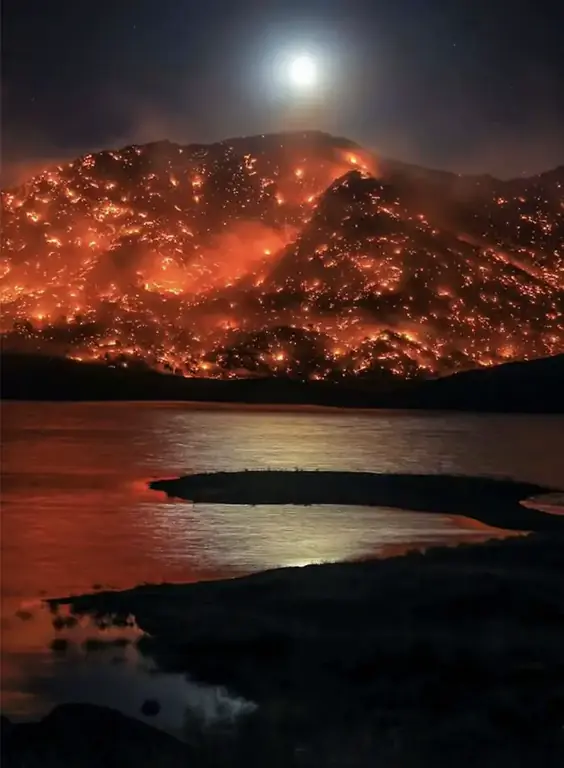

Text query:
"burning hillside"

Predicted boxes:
[[1, 131, 563, 380]]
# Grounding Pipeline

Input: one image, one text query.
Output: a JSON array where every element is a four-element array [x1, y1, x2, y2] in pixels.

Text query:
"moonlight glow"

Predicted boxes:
[[289, 55, 317, 88]]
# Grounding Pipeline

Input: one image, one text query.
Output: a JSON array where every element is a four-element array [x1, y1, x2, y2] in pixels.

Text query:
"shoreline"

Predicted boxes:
[[5, 399, 562, 418], [3, 397, 564, 416], [39, 530, 564, 765], [1, 399, 403, 414]]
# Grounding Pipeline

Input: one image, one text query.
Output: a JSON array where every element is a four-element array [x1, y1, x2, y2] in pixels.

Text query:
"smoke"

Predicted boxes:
[[190, 221, 298, 293], [2, 156, 70, 188], [101, 92, 199, 151], [1, 92, 199, 188], [453, 124, 564, 179]]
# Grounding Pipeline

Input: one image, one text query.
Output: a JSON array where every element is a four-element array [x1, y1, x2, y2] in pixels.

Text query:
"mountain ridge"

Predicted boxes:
[[5, 130, 561, 191], [2, 130, 562, 381]]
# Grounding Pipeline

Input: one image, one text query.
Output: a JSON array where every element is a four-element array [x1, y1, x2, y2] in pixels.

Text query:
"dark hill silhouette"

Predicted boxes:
[[1, 351, 562, 413]]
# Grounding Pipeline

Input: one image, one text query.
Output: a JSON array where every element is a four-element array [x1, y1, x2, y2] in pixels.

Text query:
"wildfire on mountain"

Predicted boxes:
[[1, 131, 563, 380]]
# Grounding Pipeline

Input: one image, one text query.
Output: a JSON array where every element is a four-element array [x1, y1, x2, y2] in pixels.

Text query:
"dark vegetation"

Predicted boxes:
[[2, 351, 564, 413], [31, 532, 564, 767]]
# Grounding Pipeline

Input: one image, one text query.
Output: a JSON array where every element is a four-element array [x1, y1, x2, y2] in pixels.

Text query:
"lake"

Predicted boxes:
[[2, 402, 563, 728]]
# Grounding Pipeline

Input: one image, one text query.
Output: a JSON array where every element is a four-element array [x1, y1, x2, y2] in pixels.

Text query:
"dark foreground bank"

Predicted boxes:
[[4, 532, 559, 767], [2, 352, 564, 413], [1, 705, 191, 768]]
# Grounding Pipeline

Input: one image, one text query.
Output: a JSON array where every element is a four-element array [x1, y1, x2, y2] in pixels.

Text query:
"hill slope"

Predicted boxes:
[[1, 131, 563, 380]]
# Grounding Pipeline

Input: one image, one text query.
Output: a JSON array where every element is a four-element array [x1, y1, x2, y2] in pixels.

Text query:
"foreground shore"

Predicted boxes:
[[11, 529, 558, 767]]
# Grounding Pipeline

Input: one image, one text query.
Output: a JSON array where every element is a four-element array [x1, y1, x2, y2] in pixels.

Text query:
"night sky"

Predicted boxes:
[[2, 0, 563, 182]]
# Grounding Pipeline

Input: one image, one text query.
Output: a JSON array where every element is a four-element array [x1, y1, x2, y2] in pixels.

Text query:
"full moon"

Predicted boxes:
[[289, 55, 317, 88]]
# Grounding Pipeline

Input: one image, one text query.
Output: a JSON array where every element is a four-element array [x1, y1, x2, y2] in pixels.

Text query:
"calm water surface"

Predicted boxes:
[[2, 402, 563, 728]]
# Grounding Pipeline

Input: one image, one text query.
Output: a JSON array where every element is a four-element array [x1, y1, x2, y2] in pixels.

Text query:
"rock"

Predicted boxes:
[[1, 715, 13, 738], [141, 699, 161, 717], [1, 703, 190, 767], [49, 638, 69, 653]]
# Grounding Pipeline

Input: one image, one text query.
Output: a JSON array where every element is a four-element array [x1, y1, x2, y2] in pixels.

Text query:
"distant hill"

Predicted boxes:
[[380, 353, 564, 413], [2, 352, 562, 413], [1, 130, 562, 382]]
